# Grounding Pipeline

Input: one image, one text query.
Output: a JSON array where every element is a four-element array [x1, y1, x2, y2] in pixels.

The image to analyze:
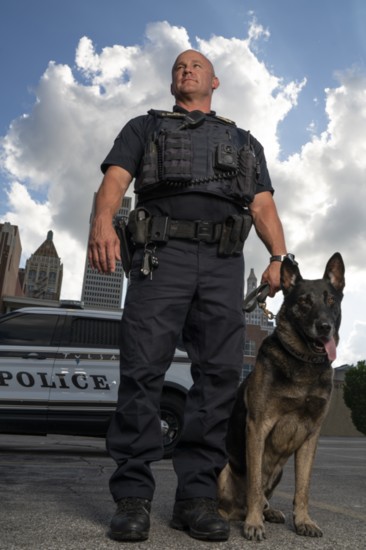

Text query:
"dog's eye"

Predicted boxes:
[[324, 291, 335, 306], [298, 296, 311, 308]]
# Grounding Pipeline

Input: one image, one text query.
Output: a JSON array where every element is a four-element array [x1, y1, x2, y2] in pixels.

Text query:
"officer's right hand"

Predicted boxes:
[[88, 219, 121, 273]]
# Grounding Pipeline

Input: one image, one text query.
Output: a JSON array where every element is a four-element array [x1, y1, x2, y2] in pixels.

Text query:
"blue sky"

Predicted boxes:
[[1, 0, 366, 367], [1, 0, 366, 155]]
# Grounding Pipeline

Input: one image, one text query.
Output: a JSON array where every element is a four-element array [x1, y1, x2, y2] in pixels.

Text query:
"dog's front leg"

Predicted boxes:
[[243, 418, 267, 541], [293, 430, 323, 537]]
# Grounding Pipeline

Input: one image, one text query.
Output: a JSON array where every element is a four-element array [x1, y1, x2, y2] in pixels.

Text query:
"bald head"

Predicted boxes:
[[172, 49, 216, 78], [170, 50, 220, 110]]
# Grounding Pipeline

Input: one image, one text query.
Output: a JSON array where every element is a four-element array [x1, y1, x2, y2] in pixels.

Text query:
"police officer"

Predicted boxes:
[[88, 49, 289, 543]]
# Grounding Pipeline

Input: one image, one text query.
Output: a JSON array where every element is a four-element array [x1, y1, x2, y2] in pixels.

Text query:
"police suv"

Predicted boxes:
[[0, 307, 193, 457]]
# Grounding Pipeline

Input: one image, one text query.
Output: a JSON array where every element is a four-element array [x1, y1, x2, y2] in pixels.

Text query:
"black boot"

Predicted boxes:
[[109, 497, 151, 541], [170, 497, 229, 541]]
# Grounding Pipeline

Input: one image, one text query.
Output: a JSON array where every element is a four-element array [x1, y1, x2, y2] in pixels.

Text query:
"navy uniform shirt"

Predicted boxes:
[[101, 106, 273, 221]]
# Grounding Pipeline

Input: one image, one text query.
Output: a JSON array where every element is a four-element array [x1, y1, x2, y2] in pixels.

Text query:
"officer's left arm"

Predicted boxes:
[[249, 191, 287, 296]]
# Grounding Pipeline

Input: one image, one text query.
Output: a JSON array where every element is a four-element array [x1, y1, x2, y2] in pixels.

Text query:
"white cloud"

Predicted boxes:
[[339, 320, 366, 366], [197, 32, 306, 161], [270, 67, 366, 278], [0, 21, 365, 364]]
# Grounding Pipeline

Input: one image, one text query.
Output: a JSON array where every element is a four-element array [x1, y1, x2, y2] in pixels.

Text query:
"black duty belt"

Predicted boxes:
[[126, 208, 253, 257], [150, 217, 222, 243], [115, 210, 251, 276]]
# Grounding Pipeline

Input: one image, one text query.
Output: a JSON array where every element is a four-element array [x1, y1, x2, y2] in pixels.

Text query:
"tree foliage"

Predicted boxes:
[[343, 361, 366, 435]]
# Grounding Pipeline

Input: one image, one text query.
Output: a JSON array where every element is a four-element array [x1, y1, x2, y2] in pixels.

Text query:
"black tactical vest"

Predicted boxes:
[[134, 109, 259, 206]]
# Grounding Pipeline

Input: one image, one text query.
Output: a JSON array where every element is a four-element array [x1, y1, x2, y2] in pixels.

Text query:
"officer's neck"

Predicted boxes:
[[175, 97, 212, 114]]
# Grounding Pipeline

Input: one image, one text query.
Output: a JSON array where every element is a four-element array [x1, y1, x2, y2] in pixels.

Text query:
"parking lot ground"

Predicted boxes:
[[0, 435, 365, 550]]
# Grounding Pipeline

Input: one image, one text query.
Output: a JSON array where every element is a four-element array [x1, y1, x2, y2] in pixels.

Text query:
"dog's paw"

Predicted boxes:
[[295, 520, 323, 537], [264, 507, 285, 524], [243, 521, 266, 541]]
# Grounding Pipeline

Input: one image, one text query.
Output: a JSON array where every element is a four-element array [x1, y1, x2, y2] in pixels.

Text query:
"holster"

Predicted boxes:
[[114, 216, 135, 276], [218, 213, 253, 256]]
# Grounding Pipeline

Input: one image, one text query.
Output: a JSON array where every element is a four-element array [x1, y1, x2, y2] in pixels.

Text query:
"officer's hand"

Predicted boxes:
[[88, 220, 121, 273], [261, 261, 281, 297]]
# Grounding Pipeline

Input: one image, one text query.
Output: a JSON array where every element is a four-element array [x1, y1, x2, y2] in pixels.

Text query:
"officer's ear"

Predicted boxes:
[[212, 76, 220, 92]]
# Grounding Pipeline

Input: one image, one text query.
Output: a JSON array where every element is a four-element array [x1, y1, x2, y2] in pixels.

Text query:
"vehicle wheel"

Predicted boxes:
[[160, 391, 186, 459]]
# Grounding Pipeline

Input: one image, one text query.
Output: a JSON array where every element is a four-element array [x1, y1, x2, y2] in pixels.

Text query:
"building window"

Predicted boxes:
[[244, 340, 256, 357], [241, 363, 253, 381]]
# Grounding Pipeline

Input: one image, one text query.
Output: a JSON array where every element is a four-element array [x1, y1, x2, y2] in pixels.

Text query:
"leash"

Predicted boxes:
[[242, 283, 276, 320]]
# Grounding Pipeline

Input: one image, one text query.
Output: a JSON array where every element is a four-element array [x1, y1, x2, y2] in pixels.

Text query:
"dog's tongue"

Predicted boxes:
[[322, 337, 337, 361]]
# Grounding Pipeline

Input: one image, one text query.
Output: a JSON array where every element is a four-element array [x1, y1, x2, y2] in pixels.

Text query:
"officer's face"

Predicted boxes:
[[171, 50, 219, 102]]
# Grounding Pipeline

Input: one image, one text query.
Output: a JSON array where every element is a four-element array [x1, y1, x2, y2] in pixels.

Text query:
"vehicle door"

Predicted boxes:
[[0, 311, 63, 433], [48, 312, 121, 435]]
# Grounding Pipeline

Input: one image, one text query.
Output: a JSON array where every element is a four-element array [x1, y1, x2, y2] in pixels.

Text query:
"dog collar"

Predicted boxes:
[[276, 332, 329, 365]]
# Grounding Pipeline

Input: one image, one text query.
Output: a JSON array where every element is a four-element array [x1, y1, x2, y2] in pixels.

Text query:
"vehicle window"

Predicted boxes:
[[63, 317, 120, 349], [176, 332, 186, 352], [0, 314, 60, 345]]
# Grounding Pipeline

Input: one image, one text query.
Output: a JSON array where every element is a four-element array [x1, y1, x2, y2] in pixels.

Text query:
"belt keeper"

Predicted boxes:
[[150, 216, 170, 242], [194, 220, 215, 241]]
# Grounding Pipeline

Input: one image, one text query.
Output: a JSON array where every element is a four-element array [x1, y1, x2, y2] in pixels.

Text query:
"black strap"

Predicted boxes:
[[150, 217, 222, 243], [243, 283, 270, 312]]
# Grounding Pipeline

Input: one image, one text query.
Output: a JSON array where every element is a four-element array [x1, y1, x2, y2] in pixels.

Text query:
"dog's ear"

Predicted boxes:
[[281, 257, 302, 295], [323, 252, 345, 292]]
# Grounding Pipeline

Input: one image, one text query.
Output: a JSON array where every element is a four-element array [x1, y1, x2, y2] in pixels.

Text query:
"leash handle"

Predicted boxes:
[[242, 283, 270, 313]]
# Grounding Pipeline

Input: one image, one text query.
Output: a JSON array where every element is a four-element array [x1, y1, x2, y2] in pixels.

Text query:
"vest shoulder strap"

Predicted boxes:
[[147, 109, 185, 119], [147, 109, 237, 126]]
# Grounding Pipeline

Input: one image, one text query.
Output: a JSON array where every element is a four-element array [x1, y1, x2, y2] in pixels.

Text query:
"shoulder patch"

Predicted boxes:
[[214, 115, 237, 126]]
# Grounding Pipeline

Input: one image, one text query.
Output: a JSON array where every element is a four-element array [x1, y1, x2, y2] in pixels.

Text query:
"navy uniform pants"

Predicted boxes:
[[106, 238, 245, 502]]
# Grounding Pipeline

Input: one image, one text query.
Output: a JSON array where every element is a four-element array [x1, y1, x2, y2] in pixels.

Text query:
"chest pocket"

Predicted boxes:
[[159, 131, 193, 182]]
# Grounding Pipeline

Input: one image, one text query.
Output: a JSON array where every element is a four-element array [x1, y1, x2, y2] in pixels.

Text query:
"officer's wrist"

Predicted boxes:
[[270, 253, 296, 264]]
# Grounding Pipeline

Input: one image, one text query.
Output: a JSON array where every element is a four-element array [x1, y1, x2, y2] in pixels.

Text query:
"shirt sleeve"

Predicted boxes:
[[100, 115, 149, 176]]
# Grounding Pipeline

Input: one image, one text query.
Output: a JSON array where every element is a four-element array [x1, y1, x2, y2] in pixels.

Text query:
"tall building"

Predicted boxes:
[[23, 230, 63, 301], [243, 268, 275, 379], [81, 195, 132, 310], [0, 222, 23, 310]]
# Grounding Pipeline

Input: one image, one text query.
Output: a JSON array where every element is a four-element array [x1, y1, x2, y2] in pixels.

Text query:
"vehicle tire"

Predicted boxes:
[[160, 391, 186, 459]]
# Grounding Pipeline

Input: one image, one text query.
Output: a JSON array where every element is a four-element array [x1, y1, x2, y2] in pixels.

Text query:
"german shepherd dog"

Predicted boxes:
[[218, 252, 345, 541]]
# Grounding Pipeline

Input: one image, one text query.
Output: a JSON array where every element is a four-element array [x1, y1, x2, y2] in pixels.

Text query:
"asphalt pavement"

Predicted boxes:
[[0, 434, 365, 550]]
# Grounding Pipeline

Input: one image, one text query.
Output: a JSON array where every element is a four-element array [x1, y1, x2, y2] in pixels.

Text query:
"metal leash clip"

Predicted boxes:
[[242, 283, 275, 320]]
